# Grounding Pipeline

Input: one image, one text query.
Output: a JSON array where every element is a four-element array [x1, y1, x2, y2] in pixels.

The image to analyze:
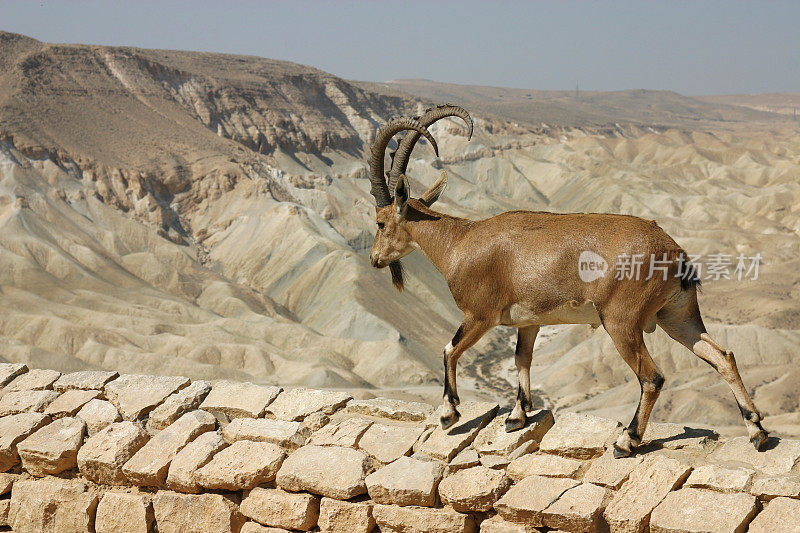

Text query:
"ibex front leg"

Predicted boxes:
[[441, 315, 494, 430]]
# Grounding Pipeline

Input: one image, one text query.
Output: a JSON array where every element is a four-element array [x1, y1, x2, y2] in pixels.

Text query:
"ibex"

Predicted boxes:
[[367, 105, 768, 457]]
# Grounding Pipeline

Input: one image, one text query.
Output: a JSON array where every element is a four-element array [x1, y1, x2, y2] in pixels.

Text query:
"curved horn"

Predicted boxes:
[[388, 104, 472, 191], [369, 119, 439, 207]]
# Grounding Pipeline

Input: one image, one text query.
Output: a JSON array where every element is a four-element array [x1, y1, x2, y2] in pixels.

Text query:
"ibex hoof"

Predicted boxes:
[[612, 444, 632, 459], [751, 430, 769, 451], [440, 410, 460, 431], [505, 415, 526, 433]]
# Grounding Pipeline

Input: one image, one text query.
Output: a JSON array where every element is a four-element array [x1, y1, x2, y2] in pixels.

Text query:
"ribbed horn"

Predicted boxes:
[[388, 104, 472, 191], [369, 119, 439, 207]]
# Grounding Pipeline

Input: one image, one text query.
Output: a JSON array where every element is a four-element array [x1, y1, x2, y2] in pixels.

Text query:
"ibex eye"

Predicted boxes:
[[377, 223, 385, 230]]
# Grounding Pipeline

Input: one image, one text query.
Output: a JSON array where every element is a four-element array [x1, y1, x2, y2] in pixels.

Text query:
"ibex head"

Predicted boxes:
[[367, 105, 473, 291]]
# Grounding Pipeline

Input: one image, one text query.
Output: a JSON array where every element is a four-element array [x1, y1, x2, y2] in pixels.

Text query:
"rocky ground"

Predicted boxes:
[[1, 362, 799, 532]]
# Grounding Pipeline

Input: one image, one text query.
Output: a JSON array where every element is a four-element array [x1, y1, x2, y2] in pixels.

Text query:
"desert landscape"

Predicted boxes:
[[1, 30, 799, 441]]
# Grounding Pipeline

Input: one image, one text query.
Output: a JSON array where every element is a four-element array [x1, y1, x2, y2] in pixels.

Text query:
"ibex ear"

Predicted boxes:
[[393, 174, 410, 216], [419, 171, 447, 207]]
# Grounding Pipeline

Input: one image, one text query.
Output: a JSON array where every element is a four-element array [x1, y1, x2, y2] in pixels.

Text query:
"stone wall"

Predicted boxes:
[[1, 362, 799, 532]]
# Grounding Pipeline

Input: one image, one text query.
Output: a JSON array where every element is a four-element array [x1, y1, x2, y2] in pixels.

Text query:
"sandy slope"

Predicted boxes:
[[0, 32, 799, 436]]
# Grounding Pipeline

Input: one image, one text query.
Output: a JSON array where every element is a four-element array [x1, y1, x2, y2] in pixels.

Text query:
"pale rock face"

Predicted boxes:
[[479, 514, 540, 532], [603, 455, 692, 533], [508, 439, 539, 461], [0, 473, 16, 495], [267, 388, 352, 421], [194, 440, 285, 490], [52, 370, 118, 392], [372, 504, 476, 533], [445, 447, 481, 475], [506, 452, 584, 481], [166, 430, 227, 493], [44, 389, 101, 417], [712, 436, 800, 476], [0, 363, 27, 387], [16, 416, 86, 476], [199, 380, 282, 420], [0, 499, 8, 528], [239, 487, 320, 531], [642, 422, 718, 451], [583, 449, 643, 489], [2, 368, 61, 392], [276, 444, 373, 499], [438, 465, 511, 512], [240, 523, 289, 533], [346, 398, 434, 421], [538, 412, 622, 459], [122, 410, 216, 486], [76, 399, 122, 435], [358, 422, 426, 463], [365, 456, 444, 507], [151, 491, 244, 533], [147, 380, 211, 432], [318, 498, 375, 533], [473, 410, 554, 456], [541, 482, 612, 533], [417, 401, 499, 461], [649, 487, 757, 533], [308, 416, 372, 447], [493, 475, 579, 526], [105, 374, 191, 420], [0, 413, 49, 471], [8, 478, 98, 533], [480, 454, 510, 469], [685, 464, 754, 493], [222, 417, 307, 449], [748, 497, 800, 533], [0, 390, 60, 416], [77, 420, 149, 484], [748, 474, 800, 499], [95, 492, 154, 533]]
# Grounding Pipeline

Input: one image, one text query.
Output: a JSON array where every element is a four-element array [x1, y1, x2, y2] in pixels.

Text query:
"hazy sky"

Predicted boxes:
[[2, 1, 798, 95]]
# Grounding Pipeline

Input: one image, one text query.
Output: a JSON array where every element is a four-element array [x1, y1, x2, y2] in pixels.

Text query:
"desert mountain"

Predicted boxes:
[[1, 32, 799, 436]]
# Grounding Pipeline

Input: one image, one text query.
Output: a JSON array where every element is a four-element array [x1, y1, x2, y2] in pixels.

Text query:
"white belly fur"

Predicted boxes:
[[501, 300, 601, 327]]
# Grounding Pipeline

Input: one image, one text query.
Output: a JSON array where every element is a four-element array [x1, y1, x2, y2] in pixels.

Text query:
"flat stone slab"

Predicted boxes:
[[748, 497, 800, 533], [319, 498, 375, 533], [17, 416, 86, 475], [506, 452, 584, 481], [749, 474, 800, 499], [308, 416, 372, 448], [0, 472, 16, 495], [148, 380, 211, 432], [359, 422, 426, 463], [542, 482, 611, 533], [372, 504, 476, 533], [0, 363, 27, 387], [712, 436, 800, 476], [95, 492, 153, 533], [346, 398, 434, 421], [105, 374, 190, 420], [473, 409, 554, 456], [123, 410, 215, 486], [583, 449, 643, 489], [446, 447, 480, 474], [240, 487, 320, 531], [603, 455, 692, 533], [480, 514, 540, 532], [0, 413, 49, 472], [76, 398, 121, 435], [439, 465, 511, 512], [494, 474, 579, 527], [685, 464, 754, 493], [538, 412, 622, 459], [222, 417, 307, 449], [199, 380, 281, 419], [267, 388, 352, 421], [167, 431, 227, 493], [480, 454, 510, 469], [650, 487, 757, 533], [152, 491, 243, 533], [78, 420, 150, 484], [195, 440, 285, 490], [43, 389, 101, 417], [276, 444, 373, 499], [417, 401, 499, 462], [643, 423, 718, 450], [53, 370, 118, 392], [2, 368, 60, 392], [8, 478, 97, 533], [365, 456, 443, 507], [0, 390, 60, 416]]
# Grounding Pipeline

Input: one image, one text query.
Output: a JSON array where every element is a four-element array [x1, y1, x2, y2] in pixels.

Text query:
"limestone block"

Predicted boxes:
[[222, 417, 307, 449], [276, 444, 373, 499], [0, 390, 60, 416], [538, 412, 622, 459], [506, 452, 584, 481], [199, 380, 281, 420], [148, 380, 211, 432], [0, 363, 27, 387], [95, 492, 153, 533], [446, 447, 480, 475], [152, 491, 244, 533], [494, 475, 579, 526], [267, 388, 352, 421], [8, 478, 97, 533], [240, 487, 320, 531], [508, 439, 539, 461], [3, 368, 60, 391], [195, 440, 285, 490], [44, 389, 101, 417], [0, 413, 49, 471], [240, 523, 289, 533], [748, 497, 800, 533], [17, 416, 86, 476], [358, 422, 426, 463], [365, 456, 444, 507], [372, 503, 476, 533], [542, 482, 611, 533], [649, 487, 757, 533], [347, 397, 434, 421], [0, 499, 8, 527], [479, 514, 540, 532], [308, 416, 372, 447], [712, 436, 800, 476], [685, 464, 754, 493], [439, 465, 511, 512], [749, 474, 800, 499], [105, 374, 190, 420], [76, 398, 121, 434], [480, 454, 510, 469], [318, 497, 375, 533], [583, 449, 643, 489], [53, 370, 118, 392], [78, 420, 149, 484], [473, 409, 554, 456], [642, 422, 717, 450], [417, 401, 499, 462], [166, 430, 227, 493], [0, 472, 16, 495]]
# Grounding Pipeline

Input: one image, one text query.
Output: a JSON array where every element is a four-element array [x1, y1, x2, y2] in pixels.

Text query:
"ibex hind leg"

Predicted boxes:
[[657, 292, 769, 450], [506, 325, 539, 433]]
